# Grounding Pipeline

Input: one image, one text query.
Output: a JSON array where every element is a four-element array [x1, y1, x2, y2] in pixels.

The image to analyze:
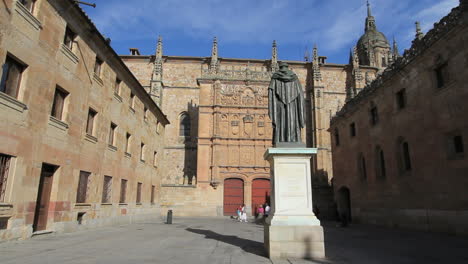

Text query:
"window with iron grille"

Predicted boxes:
[[136, 182, 142, 204], [396, 89, 406, 110], [76, 171, 90, 203], [0, 154, 12, 203], [108, 122, 117, 146], [349, 122, 356, 137], [179, 113, 191, 137], [63, 26, 76, 50], [86, 108, 97, 135], [114, 78, 121, 95], [119, 179, 127, 203], [140, 143, 145, 161], [94, 57, 103, 77], [0, 55, 26, 99], [51, 86, 68, 120], [370, 106, 379, 126], [125, 133, 131, 153], [19, 0, 36, 13], [102, 176, 112, 203], [435, 63, 449, 88], [130, 92, 135, 109], [151, 185, 155, 204]]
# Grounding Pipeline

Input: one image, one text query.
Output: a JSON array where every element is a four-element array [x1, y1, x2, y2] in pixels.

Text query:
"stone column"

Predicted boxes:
[[263, 148, 325, 259]]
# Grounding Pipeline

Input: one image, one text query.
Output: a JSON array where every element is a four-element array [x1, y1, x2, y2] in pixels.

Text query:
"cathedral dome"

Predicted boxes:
[[355, 1, 391, 67], [357, 29, 390, 51]]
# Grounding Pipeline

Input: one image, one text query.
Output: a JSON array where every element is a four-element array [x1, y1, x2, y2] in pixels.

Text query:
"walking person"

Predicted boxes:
[[256, 204, 264, 223], [240, 204, 247, 222], [263, 203, 270, 222]]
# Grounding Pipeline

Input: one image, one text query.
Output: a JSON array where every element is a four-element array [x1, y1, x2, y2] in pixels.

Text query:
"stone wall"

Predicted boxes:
[[0, 0, 168, 241], [330, 3, 468, 235]]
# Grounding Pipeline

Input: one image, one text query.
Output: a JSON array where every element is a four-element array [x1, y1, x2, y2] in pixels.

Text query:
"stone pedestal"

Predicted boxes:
[[263, 148, 325, 259]]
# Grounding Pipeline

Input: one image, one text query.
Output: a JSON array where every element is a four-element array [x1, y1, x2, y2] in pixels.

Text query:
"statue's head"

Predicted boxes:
[[279, 62, 289, 70]]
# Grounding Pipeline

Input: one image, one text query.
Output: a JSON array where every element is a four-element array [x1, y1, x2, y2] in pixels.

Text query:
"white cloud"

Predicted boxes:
[[85, 0, 460, 59]]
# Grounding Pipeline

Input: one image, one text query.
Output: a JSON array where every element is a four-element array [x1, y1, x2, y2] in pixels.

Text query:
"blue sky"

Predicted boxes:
[[81, 0, 458, 64]]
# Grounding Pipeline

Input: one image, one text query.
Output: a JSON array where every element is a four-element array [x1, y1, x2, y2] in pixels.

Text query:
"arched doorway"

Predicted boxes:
[[337, 186, 351, 222], [251, 178, 270, 215], [223, 178, 244, 216]]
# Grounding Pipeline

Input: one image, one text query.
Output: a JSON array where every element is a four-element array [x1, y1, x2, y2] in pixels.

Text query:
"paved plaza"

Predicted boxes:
[[0, 218, 467, 264]]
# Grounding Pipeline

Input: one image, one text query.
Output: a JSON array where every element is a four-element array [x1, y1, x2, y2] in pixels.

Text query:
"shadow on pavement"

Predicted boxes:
[[186, 228, 266, 257]]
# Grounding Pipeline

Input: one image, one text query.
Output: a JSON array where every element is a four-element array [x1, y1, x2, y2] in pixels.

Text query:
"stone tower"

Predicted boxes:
[[356, 1, 391, 69]]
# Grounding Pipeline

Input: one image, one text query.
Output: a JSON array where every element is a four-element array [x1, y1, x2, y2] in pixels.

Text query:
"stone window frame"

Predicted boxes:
[[101, 175, 112, 204], [76, 171, 91, 204], [179, 112, 191, 138], [396, 137, 412, 175], [349, 122, 356, 138], [357, 152, 367, 181], [125, 132, 132, 156], [369, 102, 379, 126], [445, 130, 465, 160], [150, 185, 155, 204], [108, 122, 117, 147], [119, 179, 127, 204], [50, 85, 69, 121], [334, 128, 340, 146], [374, 145, 386, 180], [140, 142, 146, 162], [395, 88, 406, 110], [136, 182, 142, 204], [86, 107, 98, 137], [432, 55, 452, 90], [0, 54, 28, 100]]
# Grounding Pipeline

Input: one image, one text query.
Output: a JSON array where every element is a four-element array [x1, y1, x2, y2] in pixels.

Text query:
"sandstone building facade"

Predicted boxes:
[[0, 0, 168, 241], [122, 3, 393, 217], [330, 1, 468, 235]]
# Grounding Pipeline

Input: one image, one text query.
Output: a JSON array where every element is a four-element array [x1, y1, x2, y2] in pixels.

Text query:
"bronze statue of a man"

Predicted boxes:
[[268, 62, 305, 146]]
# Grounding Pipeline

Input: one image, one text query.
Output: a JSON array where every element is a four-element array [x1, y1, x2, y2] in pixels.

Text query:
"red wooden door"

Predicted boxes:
[[251, 179, 270, 215], [223, 178, 244, 216], [33, 165, 55, 232]]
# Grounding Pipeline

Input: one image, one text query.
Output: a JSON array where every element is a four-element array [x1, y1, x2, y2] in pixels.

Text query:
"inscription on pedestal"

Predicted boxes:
[[277, 162, 308, 213]]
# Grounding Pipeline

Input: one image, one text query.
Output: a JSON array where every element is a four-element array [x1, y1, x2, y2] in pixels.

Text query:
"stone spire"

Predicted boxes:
[[210, 37, 218, 73], [271, 40, 279, 72], [415, 21, 424, 40], [392, 36, 400, 59], [312, 44, 322, 82], [365, 1, 377, 32], [150, 35, 163, 106], [304, 46, 310, 62]]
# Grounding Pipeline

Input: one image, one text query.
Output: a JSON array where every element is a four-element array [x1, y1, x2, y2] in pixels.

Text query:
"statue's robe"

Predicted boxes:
[[268, 69, 305, 144]]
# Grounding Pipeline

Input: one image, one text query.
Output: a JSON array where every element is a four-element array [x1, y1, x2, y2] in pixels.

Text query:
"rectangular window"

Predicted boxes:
[[119, 179, 127, 203], [140, 143, 145, 161], [151, 185, 155, 204], [130, 92, 135, 109], [108, 122, 117, 146], [350, 123, 356, 137], [102, 176, 112, 203], [0, 55, 26, 98], [94, 57, 103, 77], [153, 151, 157, 167], [63, 26, 76, 50], [125, 133, 131, 153], [454, 135, 464, 154], [435, 63, 449, 88], [370, 106, 379, 126], [114, 78, 121, 95], [76, 171, 90, 203], [86, 108, 97, 135], [19, 0, 36, 13], [136, 182, 142, 204], [144, 106, 148, 121], [334, 129, 340, 146], [51, 86, 68, 120], [396, 89, 406, 109], [0, 154, 12, 203]]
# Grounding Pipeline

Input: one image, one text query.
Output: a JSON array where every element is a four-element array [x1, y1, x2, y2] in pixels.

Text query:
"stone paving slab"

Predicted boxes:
[[0, 218, 467, 264]]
